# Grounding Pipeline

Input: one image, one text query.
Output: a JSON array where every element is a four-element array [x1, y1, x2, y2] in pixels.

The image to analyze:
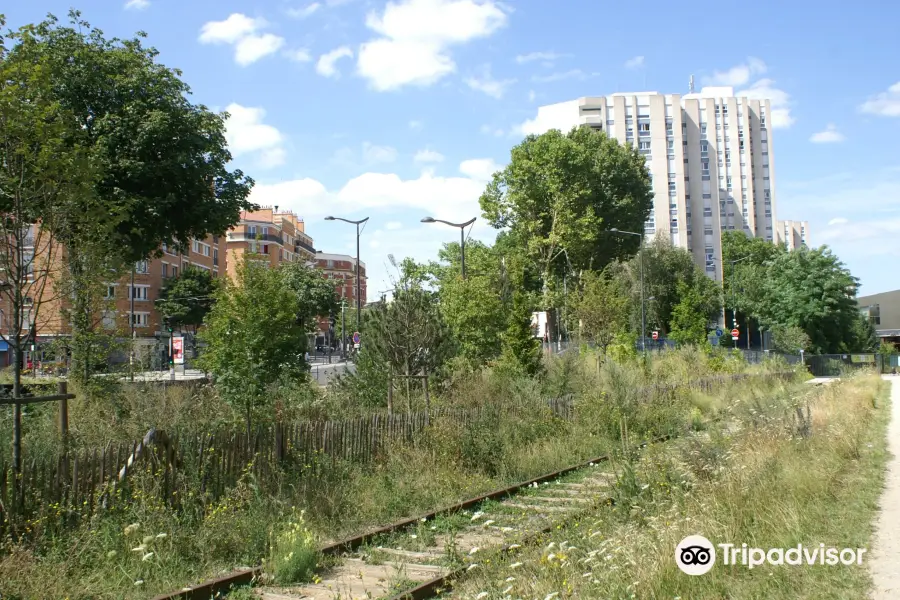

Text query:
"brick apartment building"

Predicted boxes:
[[313, 252, 367, 348], [224, 208, 316, 278]]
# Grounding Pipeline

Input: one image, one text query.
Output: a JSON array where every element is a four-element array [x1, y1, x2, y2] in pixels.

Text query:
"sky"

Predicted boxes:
[[6, 0, 900, 298]]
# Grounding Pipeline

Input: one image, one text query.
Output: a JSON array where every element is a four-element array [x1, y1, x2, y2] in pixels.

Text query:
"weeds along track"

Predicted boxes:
[[153, 372, 797, 600]]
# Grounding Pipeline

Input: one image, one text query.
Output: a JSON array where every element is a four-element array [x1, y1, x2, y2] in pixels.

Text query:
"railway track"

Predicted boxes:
[[155, 441, 657, 600]]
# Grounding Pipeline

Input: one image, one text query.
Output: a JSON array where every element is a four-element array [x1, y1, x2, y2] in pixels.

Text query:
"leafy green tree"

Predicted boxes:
[[570, 269, 630, 354], [761, 246, 862, 353], [849, 312, 878, 353], [198, 257, 306, 441], [771, 325, 811, 355], [280, 261, 339, 339], [479, 126, 653, 317], [668, 282, 712, 346], [6, 12, 255, 376], [157, 266, 219, 332]]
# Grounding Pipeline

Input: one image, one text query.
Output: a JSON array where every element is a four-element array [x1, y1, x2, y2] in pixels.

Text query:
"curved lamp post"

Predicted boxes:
[[421, 217, 476, 278], [324, 216, 369, 332]]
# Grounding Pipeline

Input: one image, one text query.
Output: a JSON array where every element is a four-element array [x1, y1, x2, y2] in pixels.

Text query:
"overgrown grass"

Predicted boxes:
[[450, 373, 888, 600], [0, 348, 800, 599]]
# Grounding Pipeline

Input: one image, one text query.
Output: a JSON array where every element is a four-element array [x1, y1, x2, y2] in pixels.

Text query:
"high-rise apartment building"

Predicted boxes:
[[531, 86, 777, 281], [776, 220, 809, 250]]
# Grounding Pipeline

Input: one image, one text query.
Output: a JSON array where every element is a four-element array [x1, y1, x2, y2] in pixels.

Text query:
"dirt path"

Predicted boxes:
[[870, 376, 900, 599]]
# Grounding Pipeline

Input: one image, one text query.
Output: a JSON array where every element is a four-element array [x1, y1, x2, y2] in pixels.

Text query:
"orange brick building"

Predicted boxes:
[[313, 252, 367, 344]]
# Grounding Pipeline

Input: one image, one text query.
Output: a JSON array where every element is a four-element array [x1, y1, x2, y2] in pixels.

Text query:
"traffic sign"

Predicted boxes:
[[731, 328, 739, 340], [352, 331, 361, 344], [172, 336, 185, 365], [715, 328, 724, 338], [652, 331, 659, 341]]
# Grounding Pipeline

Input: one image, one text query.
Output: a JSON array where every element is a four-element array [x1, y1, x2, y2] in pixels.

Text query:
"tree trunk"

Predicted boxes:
[[12, 339, 22, 476]]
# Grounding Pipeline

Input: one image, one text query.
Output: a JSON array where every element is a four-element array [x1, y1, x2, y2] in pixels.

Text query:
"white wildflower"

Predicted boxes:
[[475, 593, 488, 599], [469, 547, 480, 555], [134, 580, 144, 586], [124, 523, 140, 536], [503, 586, 513, 594], [468, 564, 480, 572], [142, 552, 154, 561], [483, 520, 495, 527], [510, 562, 523, 569], [544, 593, 560, 600], [131, 545, 146, 553], [507, 544, 521, 550], [505, 577, 516, 582], [155, 533, 167, 539], [471, 512, 485, 521]]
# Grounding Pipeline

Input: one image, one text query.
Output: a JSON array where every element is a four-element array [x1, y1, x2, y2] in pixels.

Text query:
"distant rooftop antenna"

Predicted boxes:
[[689, 75, 695, 94]]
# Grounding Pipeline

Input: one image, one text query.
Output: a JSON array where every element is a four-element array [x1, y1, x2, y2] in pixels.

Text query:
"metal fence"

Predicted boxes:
[[802, 353, 899, 377]]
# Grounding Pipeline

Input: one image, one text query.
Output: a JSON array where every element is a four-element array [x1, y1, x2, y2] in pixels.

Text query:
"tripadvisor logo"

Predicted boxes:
[[675, 535, 867, 575]]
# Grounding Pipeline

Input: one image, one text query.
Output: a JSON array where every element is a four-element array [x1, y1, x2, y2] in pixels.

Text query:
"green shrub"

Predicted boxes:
[[267, 509, 319, 585]]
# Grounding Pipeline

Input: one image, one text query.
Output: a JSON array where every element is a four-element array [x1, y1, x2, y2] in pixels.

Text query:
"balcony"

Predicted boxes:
[[295, 239, 316, 255], [228, 233, 284, 245]]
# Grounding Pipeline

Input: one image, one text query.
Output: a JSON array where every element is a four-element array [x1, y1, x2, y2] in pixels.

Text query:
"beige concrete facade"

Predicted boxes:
[[776, 219, 809, 250], [535, 86, 778, 281], [858, 289, 900, 333]]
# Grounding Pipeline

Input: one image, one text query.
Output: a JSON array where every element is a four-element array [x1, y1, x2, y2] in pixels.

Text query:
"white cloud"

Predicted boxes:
[[317, 46, 354, 77], [513, 100, 579, 136], [386, 221, 404, 230], [702, 57, 767, 86], [414, 149, 445, 163], [515, 51, 565, 65], [362, 142, 398, 163], [700, 58, 794, 128], [124, 0, 149, 10], [459, 158, 501, 182], [531, 69, 595, 84], [284, 48, 313, 63], [527, 90, 536, 102], [624, 55, 644, 69], [464, 65, 515, 99], [810, 124, 845, 144], [224, 103, 286, 169], [356, 0, 509, 91], [737, 78, 794, 128], [409, 120, 424, 130], [287, 2, 321, 18], [828, 217, 848, 226], [859, 82, 900, 117], [199, 14, 284, 66]]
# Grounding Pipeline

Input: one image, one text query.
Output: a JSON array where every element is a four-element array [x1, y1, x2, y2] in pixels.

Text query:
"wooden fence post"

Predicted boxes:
[[58, 381, 69, 448]]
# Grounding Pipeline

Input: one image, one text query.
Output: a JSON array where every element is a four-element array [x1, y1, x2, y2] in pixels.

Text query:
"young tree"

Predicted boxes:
[[0, 21, 94, 471], [365, 284, 453, 414], [495, 291, 542, 377], [198, 257, 306, 442], [156, 266, 219, 332], [570, 269, 630, 354], [771, 325, 811, 355], [479, 126, 653, 333]]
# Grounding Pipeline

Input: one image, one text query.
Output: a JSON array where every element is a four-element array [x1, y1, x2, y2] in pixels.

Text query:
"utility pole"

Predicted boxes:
[[611, 228, 645, 354], [324, 216, 369, 342], [130, 266, 135, 381], [341, 299, 347, 360], [420, 216, 477, 279]]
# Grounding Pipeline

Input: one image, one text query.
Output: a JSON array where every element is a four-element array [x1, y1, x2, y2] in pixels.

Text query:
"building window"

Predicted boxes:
[[162, 263, 169, 279], [172, 265, 179, 278], [102, 311, 117, 330], [249, 225, 257, 238], [129, 285, 150, 301], [262, 244, 269, 255], [202, 244, 210, 257], [131, 313, 150, 328], [105, 285, 116, 299], [134, 260, 149, 274], [192, 239, 200, 253]]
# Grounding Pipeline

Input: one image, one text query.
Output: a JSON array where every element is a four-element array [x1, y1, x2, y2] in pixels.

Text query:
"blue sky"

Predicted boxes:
[[7, 0, 900, 298]]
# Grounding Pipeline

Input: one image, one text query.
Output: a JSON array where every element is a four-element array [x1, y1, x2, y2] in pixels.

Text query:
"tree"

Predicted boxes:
[[157, 266, 219, 332], [495, 291, 542, 376], [761, 246, 862, 354], [668, 282, 712, 346], [197, 257, 306, 442], [0, 20, 95, 472], [6, 13, 255, 375], [479, 126, 653, 320], [771, 325, 811, 355], [365, 284, 453, 414], [570, 269, 629, 354], [280, 261, 339, 341], [616, 237, 721, 336]]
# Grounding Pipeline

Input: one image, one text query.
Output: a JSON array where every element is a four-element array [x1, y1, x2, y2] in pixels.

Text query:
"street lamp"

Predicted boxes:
[[324, 216, 369, 334], [729, 255, 752, 348], [610, 228, 646, 354], [421, 217, 476, 278]]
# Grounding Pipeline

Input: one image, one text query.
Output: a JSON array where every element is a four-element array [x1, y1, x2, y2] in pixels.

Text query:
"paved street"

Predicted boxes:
[[111, 362, 354, 386]]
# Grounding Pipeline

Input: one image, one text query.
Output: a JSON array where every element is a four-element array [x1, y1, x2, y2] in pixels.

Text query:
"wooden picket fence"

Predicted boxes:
[[0, 373, 784, 538]]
